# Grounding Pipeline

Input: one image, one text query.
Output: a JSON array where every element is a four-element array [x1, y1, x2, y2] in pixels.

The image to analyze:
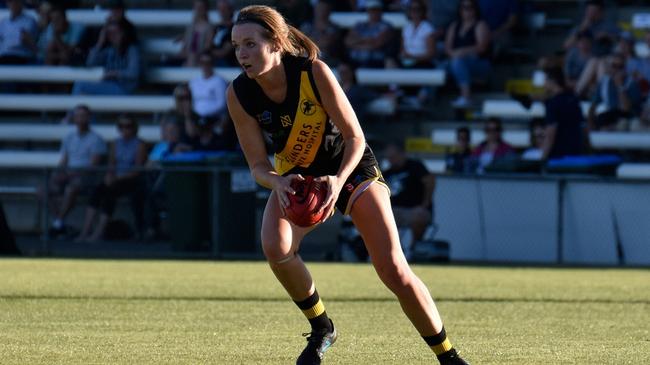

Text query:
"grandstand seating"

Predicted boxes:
[[0, 65, 445, 86], [0, 9, 408, 28]]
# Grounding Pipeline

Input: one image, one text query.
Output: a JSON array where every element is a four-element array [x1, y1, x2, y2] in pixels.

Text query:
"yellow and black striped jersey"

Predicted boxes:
[[232, 55, 376, 177]]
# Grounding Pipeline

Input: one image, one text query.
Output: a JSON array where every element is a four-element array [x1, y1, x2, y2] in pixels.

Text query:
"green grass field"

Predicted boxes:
[[0, 259, 648, 364]]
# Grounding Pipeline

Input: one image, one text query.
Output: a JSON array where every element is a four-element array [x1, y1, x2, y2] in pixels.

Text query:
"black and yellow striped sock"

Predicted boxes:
[[422, 327, 456, 361], [294, 290, 333, 332]]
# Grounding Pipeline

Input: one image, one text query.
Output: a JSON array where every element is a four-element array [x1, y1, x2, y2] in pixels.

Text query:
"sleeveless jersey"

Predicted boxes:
[[232, 55, 376, 177]]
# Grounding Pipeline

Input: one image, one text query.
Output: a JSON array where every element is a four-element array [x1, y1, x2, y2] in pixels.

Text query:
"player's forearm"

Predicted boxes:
[[335, 135, 365, 183], [251, 163, 282, 190]]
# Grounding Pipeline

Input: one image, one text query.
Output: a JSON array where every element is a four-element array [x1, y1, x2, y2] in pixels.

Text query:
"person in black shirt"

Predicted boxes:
[[542, 67, 585, 160], [383, 140, 435, 243]]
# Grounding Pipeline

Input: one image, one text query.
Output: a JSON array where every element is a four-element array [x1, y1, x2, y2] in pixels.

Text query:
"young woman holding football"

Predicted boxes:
[[226, 5, 469, 365]]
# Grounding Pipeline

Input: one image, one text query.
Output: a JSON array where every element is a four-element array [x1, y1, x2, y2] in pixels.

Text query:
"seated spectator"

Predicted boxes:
[[189, 51, 228, 119], [521, 119, 545, 161], [209, 0, 236, 66], [0, 0, 38, 64], [563, 0, 618, 51], [427, 0, 459, 43], [382, 140, 435, 246], [337, 61, 378, 124], [104, 0, 138, 44], [164, 83, 194, 139], [445, 126, 472, 173], [46, 105, 107, 236], [616, 32, 646, 92], [38, 5, 85, 65], [542, 68, 585, 160], [396, 0, 436, 105], [76, 115, 147, 242], [175, 113, 237, 152], [470, 117, 515, 173], [564, 30, 594, 91], [36, 0, 52, 35], [399, 0, 436, 68], [444, 0, 491, 108], [176, 0, 213, 67], [344, 0, 397, 68], [72, 20, 140, 95], [633, 97, 650, 131], [149, 120, 181, 165], [300, 0, 343, 67], [587, 53, 642, 131], [477, 0, 518, 58]]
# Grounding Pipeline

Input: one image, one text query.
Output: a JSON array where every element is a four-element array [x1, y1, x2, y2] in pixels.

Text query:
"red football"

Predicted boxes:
[[286, 176, 328, 227]]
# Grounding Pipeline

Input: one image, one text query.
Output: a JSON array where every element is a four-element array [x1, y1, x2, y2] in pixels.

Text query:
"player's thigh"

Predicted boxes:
[[261, 190, 313, 260], [350, 183, 406, 264]]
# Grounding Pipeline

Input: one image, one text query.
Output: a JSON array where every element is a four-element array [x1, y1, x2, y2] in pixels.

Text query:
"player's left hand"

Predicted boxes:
[[314, 175, 341, 223]]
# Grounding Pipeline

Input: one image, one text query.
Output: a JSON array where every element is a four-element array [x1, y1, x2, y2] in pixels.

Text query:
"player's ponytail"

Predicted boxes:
[[236, 5, 320, 61], [287, 25, 319, 61]]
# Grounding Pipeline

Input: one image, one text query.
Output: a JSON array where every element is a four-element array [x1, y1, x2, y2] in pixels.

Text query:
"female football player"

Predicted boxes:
[[226, 5, 469, 365]]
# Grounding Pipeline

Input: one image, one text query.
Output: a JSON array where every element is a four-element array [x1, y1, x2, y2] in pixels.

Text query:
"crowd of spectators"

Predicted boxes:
[[3, 0, 650, 242]]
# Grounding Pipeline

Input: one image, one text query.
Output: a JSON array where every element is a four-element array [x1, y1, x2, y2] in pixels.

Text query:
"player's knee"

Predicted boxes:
[[376, 259, 415, 294], [262, 238, 295, 264]]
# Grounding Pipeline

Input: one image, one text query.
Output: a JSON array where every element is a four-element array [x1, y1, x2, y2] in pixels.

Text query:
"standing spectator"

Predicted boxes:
[[344, 0, 397, 68], [477, 0, 518, 58], [444, 0, 491, 108], [72, 20, 140, 95], [46, 105, 107, 235], [177, 0, 213, 67], [300, 0, 343, 67], [38, 6, 85, 65], [383, 140, 435, 245], [564, 30, 594, 91], [189, 51, 228, 119], [0, 0, 38, 64], [470, 117, 515, 173], [75, 115, 147, 242], [541, 68, 585, 160], [587, 53, 642, 131], [209, 0, 236, 66], [445, 126, 472, 173]]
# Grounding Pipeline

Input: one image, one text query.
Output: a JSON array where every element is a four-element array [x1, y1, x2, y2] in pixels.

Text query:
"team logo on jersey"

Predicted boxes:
[[300, 99, 316, 116], [256, 110, 272, 125], [280, 115, 293, 128]]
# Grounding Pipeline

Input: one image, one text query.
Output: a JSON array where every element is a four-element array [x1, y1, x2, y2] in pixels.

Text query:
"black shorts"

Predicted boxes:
[[284, 152, 387, 215], [336, 163, 387, 215]]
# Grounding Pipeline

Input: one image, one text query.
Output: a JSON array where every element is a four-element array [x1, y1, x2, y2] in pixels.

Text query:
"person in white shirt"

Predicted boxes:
[[189, 50, 228, 119], [400, 0, 436, 68]]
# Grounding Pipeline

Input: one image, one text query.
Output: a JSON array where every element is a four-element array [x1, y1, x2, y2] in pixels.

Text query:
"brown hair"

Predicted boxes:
[[235, 5, 320, 61]]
